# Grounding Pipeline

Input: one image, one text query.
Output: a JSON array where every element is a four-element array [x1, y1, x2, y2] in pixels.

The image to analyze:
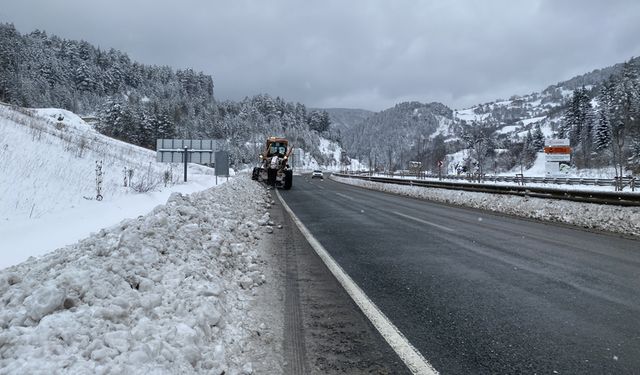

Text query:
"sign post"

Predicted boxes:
[[409, 161, 422, 179], [544, 139, 571, 176], [156, 139, 221, 182], [183, 146, 188, 182], [214, 151, 230, 185]]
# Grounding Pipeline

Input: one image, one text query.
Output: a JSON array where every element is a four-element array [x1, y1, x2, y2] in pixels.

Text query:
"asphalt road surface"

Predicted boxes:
[[278, 174, 640, 374], [268, 185, 411, 374]]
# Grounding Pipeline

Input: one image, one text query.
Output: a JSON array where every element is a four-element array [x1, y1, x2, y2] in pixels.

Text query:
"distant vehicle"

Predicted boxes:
[[311, 170, 323, 179]]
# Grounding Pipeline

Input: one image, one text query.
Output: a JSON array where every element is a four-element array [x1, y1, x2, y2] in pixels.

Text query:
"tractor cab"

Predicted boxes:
[[264, 137, 289, 157]]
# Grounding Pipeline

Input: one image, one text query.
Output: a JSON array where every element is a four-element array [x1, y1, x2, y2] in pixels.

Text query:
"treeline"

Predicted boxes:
[[341, 101, 450, 170], [217, 94, 333, 166], [0, 23, 332, 165], [340, 99, 545, 174], [0, 23, 217, 148], [455, 119, 545, 175], [560, 59, 640, 181]]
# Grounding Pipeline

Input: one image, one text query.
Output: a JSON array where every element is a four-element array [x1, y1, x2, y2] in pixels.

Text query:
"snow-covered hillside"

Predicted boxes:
[[0, 105, 223, 269], [452, 89, 565, 142], [335, 58, 640, 176], [448, 58, 637, 145], [321, 108, 373, 134], [0, 105, 218, 220], [293, 137, 366, 172], [449, 57, 638, 140]]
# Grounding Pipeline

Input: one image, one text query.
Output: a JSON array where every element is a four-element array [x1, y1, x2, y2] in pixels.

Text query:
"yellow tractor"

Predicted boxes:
[[251, 136, 293, 189]]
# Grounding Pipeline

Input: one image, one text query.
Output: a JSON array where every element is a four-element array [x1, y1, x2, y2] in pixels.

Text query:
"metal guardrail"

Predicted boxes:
[[333, 173, 640, 207], [442, 173, 636, 189], [346, 171, 636, 190]]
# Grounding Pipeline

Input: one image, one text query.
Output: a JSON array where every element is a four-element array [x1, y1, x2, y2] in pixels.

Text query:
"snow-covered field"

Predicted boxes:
[[331, 176, 640, 238], [0, 173, 220, 270], [0, 106, 201, 220], [454, 108, 491, 122]]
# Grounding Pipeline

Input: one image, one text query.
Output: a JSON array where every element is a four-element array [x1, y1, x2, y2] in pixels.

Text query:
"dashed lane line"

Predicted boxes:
[[335, 192, 356, 201], [392, 211, 454, 232]]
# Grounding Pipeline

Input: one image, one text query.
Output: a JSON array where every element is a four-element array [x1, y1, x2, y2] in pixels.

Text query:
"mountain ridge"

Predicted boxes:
[[329, 56, 640, 174]]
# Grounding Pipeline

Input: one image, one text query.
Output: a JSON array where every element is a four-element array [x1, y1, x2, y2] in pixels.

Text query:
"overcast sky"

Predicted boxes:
[[1, 0, 640, 111]]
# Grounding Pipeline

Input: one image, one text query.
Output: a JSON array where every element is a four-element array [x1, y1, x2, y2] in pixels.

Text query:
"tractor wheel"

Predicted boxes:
[[283, 170, 293, 190], [251, 167, 260, 180]]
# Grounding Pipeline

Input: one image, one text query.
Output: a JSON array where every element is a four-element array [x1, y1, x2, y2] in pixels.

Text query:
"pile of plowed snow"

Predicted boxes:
[[0, 178, 280, 374]]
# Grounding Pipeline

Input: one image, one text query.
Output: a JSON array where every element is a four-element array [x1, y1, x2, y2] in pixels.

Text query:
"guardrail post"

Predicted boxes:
[[515, 173, 524, 186]]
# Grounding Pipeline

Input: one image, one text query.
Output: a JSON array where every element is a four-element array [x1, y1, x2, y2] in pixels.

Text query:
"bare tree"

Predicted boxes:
[[461, 121, 495, 177]]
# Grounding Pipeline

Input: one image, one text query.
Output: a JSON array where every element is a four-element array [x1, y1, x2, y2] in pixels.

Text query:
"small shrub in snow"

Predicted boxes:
[[130, 163, 161, 193], [163, 165, 174, 187]]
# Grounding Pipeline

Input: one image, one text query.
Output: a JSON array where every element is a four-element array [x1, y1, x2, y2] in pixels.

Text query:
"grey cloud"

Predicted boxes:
[[1, 0, 640, 111]]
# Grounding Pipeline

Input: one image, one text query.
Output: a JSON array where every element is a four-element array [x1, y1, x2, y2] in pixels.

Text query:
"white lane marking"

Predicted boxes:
[[392, 211, 454, 232], [276, 190, 438, 375], [335, 192, 356, 201]]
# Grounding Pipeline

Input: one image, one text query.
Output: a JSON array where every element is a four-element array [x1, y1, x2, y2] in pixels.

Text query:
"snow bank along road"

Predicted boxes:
[[279, 175, 640, 374], [0, 178, 282, 374], [332, 176, 640, 237]]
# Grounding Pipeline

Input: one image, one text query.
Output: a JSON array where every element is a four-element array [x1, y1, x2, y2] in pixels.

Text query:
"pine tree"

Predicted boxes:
[[594, 78, 615, 151], [560, 91, 580, 141], [562, 88, 595, 168], [308, 110, 330, 132], [136, 108, 154, 148], [578, 89, 595, 168], [0, 23, 21, 102], [532, 124, 545, 151], [628, 140, 640, 174], [610, 61, 640, 186], [75, 62, 96, 91], [154, 108, 176, 140], [595, 111, 612, 150]]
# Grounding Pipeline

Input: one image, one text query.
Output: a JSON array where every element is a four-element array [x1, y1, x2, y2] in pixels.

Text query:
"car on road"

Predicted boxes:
[[311, 170, 323, 179]]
